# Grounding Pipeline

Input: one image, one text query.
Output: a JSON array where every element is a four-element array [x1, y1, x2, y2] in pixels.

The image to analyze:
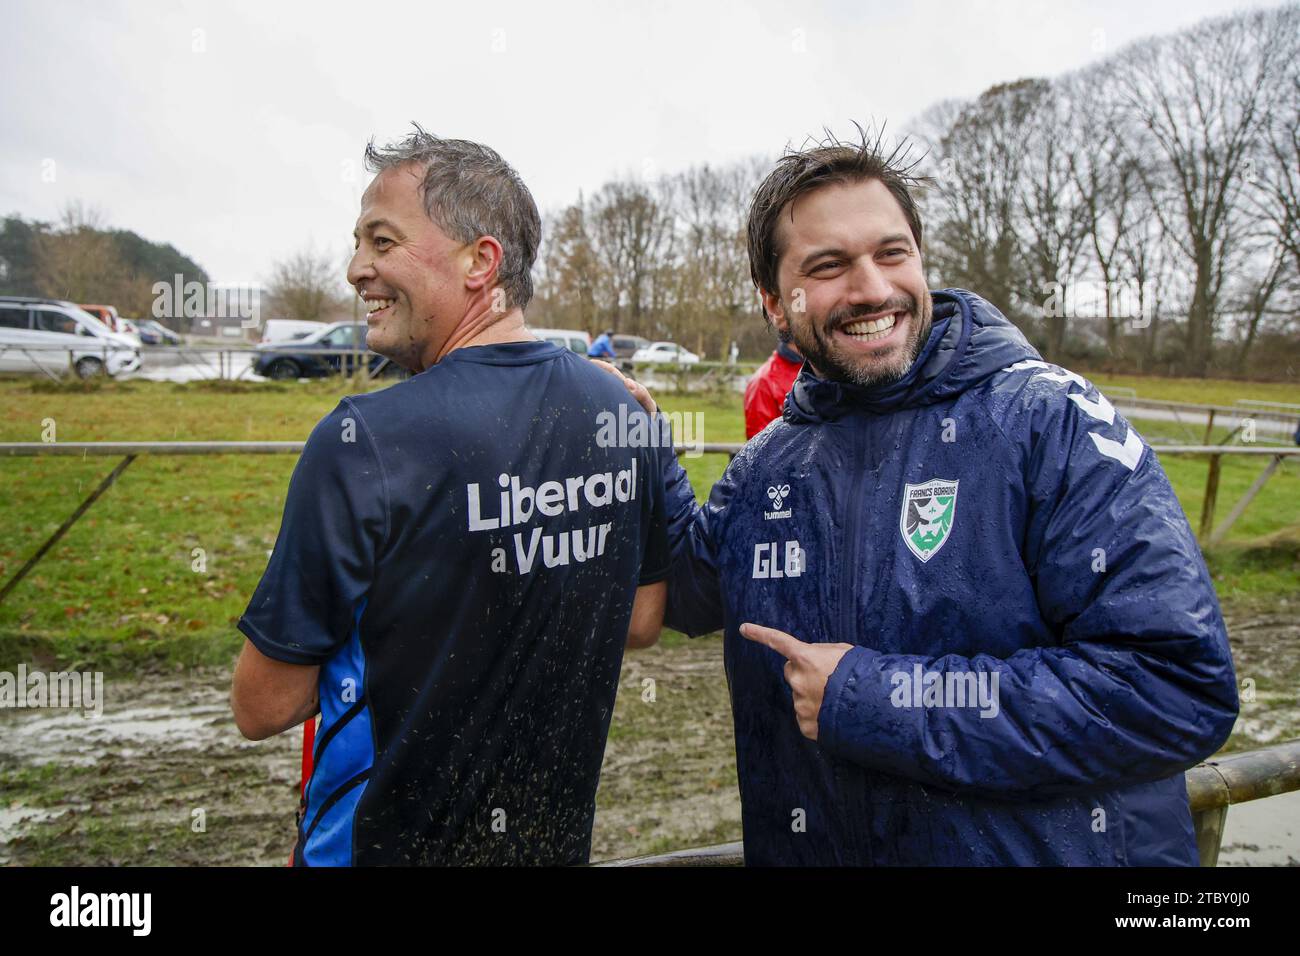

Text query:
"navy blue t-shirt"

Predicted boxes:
[[239, 340, 670, 865]]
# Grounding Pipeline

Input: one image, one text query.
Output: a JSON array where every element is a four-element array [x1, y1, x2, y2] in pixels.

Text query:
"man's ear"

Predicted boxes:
[[464, 235, 504, 294], [760, 286, 789, 336]]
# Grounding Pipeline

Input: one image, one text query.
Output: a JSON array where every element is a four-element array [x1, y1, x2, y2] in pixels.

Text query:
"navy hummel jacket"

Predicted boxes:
[[662, 289, 1239, 865]]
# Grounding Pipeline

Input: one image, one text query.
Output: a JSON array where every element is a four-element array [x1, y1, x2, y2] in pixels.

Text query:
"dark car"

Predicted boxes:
[[611, 334, 649, 359], [609, 334, 650, 373], [134, 319, 182, 346], [253, 321, 400, 380]]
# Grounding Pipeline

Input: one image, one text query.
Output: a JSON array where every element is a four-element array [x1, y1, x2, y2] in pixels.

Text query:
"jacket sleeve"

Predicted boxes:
[[816, 378, 1240, 798], [659, 413, 733, 638]]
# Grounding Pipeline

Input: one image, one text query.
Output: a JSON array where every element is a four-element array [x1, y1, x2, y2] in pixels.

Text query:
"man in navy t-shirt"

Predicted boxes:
[[231, 128, 670, 865]]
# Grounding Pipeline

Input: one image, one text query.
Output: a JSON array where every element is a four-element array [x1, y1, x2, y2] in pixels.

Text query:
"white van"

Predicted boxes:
[[260, 319, 327, 344], [528, 327, 591, 355], [0, 297, 142, 379]]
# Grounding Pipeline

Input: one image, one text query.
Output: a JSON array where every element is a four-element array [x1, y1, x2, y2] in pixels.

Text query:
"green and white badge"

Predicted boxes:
[[900, 478, 959, 563]]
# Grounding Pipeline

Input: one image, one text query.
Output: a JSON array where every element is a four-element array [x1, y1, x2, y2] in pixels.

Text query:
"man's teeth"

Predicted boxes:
[[366, 298, 394, 314], [842, 313, 899, 340]]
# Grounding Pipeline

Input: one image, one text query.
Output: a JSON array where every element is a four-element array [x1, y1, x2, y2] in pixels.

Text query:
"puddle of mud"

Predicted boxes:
[[4, 702, 250, 767], [0, 667, 300, 866], [0, 642, 740, 866], [0, 806, 62, 844], [1221, 610, 1300, 752], [1218, 790, 1300, 866]]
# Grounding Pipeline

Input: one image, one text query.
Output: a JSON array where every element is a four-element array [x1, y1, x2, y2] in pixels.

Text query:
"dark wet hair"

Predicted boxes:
[[747, 125, 928, 321], [365, 123, 541, 311]]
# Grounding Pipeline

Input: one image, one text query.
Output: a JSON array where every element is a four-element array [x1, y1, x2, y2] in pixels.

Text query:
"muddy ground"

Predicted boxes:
[[1, 606, 1296, 867], [0, 636, 739, 866]]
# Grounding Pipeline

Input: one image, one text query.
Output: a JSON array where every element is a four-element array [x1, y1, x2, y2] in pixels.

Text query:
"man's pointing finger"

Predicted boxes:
[[740, 623, 806, 661]]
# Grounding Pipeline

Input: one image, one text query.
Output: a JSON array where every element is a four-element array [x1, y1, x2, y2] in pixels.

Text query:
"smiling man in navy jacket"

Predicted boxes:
[[637, 133, 1240, 865], [230, 127, 670, 865]]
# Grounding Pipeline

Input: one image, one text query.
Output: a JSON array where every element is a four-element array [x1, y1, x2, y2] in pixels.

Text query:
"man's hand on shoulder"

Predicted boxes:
[[590, 359, 657, 416]]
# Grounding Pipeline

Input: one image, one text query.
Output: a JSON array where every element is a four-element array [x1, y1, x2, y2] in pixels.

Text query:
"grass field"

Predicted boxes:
[[1089, 372, 1300, 408], [0, 369, 1296, 865]]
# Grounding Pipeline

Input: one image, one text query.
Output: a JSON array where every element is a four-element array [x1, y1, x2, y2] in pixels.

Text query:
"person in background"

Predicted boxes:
[[587, 328, 616, 359], [743, 337, 802, 438]]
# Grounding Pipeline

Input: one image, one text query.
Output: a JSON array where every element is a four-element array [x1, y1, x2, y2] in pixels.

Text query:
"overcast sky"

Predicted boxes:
[[1, 0, 1285, 288]]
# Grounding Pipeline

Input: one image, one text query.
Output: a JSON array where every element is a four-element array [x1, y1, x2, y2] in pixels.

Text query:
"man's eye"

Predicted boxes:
[[374, 237, 394, 250], [882, 249, 907, 258], [812, 262, 840, 273]]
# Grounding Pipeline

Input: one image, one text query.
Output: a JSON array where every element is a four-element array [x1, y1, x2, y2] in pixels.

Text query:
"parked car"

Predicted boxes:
[[79, 303, 121, 332], [115, 318, 143, 347], [0, 297, 142, 378], [133, 319, 182, 346], [252, 321, 393, 380], [528, 327, 591, 355], [631, 341, 700, 364], [611, 335, 650, 360], [260, 319, 327, 344]]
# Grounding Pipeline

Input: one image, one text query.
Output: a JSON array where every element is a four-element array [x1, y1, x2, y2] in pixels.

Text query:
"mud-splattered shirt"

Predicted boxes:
[[240, 340, 670, 865]]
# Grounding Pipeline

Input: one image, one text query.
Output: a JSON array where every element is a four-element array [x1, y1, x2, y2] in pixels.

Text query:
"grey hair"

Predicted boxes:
[[363, 124, 541, 311]]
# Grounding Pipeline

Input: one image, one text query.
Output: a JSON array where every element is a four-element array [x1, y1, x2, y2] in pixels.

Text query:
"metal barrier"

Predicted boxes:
[[0, 441, 1295, 604], [600, 739, 1300, 867], [1236, 398, 1300, 414]]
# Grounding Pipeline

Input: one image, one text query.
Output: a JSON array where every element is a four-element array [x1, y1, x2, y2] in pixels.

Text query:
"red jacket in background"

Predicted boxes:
[[743, 342, 803, 438]]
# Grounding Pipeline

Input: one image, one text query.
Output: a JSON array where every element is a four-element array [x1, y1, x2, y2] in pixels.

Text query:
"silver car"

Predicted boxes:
[[0, 297, 142, 378]]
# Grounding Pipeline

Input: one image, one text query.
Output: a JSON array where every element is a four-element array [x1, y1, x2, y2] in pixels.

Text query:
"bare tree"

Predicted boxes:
[[914, 85, 1039, 331], [33, 202, 131, 305], [534, 197, 601, 332], [1066, 69, 1145, 360], [1116, 5, 1297, 375], [1232, 243, 1289, 372], [1016, 79, 1091, 360], [589, 180, 674, 336], [266, 246, 347, 323], [1117, 183, 1179, 367], [667, 163, 755, 358]]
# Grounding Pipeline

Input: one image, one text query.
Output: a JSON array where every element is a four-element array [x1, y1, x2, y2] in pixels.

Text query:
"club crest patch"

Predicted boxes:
[[900, 478, 959, 562]]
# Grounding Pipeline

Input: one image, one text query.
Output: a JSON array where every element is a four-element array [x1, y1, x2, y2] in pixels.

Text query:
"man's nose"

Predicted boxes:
[[844, 257, 893, 308], [346, 248, 374, 289]]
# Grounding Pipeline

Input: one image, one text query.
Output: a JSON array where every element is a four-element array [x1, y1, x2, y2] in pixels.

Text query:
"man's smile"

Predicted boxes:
[[831, 309, 909, 353], [362, 293, 398, 322]]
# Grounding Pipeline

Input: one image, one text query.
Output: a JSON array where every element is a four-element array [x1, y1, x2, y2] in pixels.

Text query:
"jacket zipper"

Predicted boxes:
[[836, 419, 872, 865]]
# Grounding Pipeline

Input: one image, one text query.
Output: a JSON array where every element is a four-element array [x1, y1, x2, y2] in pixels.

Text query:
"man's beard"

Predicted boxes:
[[787, 292, 933, 388]]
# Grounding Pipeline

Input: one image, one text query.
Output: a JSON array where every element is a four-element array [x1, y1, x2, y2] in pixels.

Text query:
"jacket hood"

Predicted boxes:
[[783, 289, 1039, 423]]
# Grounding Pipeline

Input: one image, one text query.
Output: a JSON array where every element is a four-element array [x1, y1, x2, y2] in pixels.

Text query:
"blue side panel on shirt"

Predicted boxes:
[[302, 599, 373, 867]]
